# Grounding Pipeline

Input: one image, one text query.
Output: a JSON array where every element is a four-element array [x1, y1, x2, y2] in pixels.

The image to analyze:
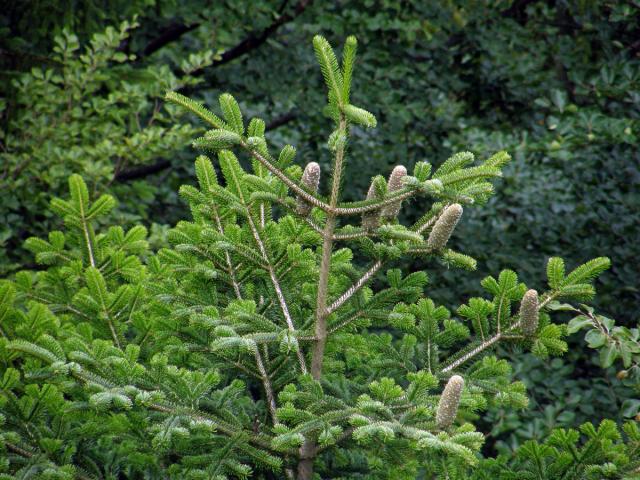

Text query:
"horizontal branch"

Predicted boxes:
[[139, 22, 200, 59], [194, 0, 313, 74], [5, 443, 93, 480], [5, 442, 35, 458], [245, 146, 420, 217], [68, 365, 283, 453], [441, 320, 522, 373], [328, 311, 364, 335], [114, 159, 171, 182], [266, 110, 297, 130]]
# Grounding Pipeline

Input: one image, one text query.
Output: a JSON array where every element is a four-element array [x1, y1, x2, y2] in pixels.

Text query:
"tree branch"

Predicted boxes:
[[114, 159, 171, 182], [139, 22, 200, 59], [247, 214, 308, 374], [441, 320, 523, 373], [254, 345, 279, 424], [212, 204, 243, 299], [5, 443, 93, 480], [266, 110, 298, 130], [326, 260, 383, 315], [196, 0, 313, 73]]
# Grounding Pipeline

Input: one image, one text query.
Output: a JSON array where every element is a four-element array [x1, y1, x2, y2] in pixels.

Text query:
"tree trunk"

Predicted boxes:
[[296, 456, 314, 480]]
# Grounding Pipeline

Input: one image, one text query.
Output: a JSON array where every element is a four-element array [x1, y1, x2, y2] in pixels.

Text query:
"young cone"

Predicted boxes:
[[436, 375, 464, 429], [520, 289, 539, 337], [296, 162, 321, 216], [427, 203, 463, 250], [362, 180, 381, 231], [380, 165, 407, 221]]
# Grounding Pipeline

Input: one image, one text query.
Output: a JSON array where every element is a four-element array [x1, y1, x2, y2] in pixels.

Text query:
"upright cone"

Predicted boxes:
[[519, 289, 539, 337], [427, 204, 463, 250], [436, 375, 464, 429], [362, 180, 381, 231], [296, 162, 321, 216], [380, 165, 407, 221]]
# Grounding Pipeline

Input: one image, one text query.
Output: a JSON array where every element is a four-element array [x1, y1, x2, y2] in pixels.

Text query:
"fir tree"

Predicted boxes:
[[0, 35, 625, 480]]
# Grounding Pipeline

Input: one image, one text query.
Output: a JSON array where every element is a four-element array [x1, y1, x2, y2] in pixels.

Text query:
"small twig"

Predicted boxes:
[[254, 345, 278, 424], [441, 321, 521, 373], [326, 260, 383, 315]]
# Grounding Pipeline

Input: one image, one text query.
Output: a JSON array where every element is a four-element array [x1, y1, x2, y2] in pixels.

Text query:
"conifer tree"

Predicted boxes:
[[0, 35, 628, 480]]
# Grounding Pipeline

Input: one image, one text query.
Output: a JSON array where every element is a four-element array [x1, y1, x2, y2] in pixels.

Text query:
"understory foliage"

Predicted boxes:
[[0, 18, 204, 274], [0, 36, 634, 479]]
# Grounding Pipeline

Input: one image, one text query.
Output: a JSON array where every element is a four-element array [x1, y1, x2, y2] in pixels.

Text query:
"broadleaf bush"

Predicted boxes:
[[0, 18, 203, 274]]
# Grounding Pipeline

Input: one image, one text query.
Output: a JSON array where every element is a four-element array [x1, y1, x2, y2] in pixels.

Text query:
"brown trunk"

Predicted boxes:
[[296, 457, 314, 480]]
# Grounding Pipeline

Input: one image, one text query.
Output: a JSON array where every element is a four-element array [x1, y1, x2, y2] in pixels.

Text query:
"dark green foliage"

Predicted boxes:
[[1, 1, 638, 477], [472, 420, 640, 480], [0, 35, 620, 479]]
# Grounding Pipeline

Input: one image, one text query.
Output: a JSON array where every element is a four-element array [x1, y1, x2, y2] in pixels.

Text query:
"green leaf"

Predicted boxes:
[[219, 93, 244, 135], [69, 174, 89, 210], [567, 315, 593, 334], [546, 301, 576, 312], [278, 145, 296, 168], [194, 130, 241, 151], [599, 342, 617, 368], [441, 250, 477, 271], [195, 155, 219, 191], [341, 35, 357, 103], [0, 368, 20, 390], [436, 166, 502, 186], [547, 257, 565, 289], [165, 91, 226, 128], [343, 104, 377, 128], [434, 152, 475, 178], [248, 118, 265, 138], [87, 194, 116, 220], [413, 162, 432, 182], [558, 283, 596, 301], [0, 283, 16, 325], [313, 35, 343, 106], [585, 330, 606, 348], [563, 257, 611, 286], [85, 267, 109, 309], [621, 399, 640, 418]]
